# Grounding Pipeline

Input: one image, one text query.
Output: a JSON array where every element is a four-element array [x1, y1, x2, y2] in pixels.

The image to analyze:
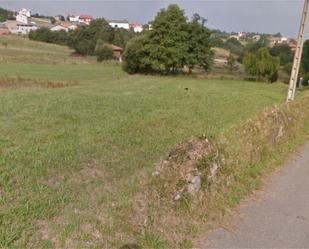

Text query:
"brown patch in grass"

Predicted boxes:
[[0, 76, 78, 89], [44, 159, 108, 188]]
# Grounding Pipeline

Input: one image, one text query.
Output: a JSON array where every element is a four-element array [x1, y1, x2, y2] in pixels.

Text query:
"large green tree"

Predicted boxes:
[[144, 4, 189, 73], [123, 4, 213, 75], [187, 13, 213, 73]]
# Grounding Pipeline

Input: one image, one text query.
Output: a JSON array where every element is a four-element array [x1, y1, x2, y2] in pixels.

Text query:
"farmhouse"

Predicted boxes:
[[51, 22, 77, 32], [16, 24, 37, 35], [79, 15, 93, 25], [270, 36, 289, 45], [228, 32, 246, 41], [130, 22, 143, 32], [108, 20, 130, 30], [68, 14, 80, 22], [50, 25, 68, 32], [0, 24, 9, 35]]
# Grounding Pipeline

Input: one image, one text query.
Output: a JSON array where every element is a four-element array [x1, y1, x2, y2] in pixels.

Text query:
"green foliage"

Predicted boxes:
[[68, 18, 135, 56], [226, 54, 238, 72], [301, 40, 309, 74], [122, 35, 149, 74], [0, 7, 14, 22], [223, 38, 244, 57], [244, 47, 280, 82], [29, 28, 70, 45], [68, 19, 114, 55], [50, 17, 56, 24], [144, 4, 189, 73], [95, 40, 114, 62], [123, 5, 213, 74], [269, 43, 293, 66], [187, 13, 213, 72]]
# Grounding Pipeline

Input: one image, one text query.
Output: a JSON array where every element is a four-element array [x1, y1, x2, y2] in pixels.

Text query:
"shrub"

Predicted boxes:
[[95, 41, 114, 62], [122, 35, 149, 74], [244, 48, 280, 82]]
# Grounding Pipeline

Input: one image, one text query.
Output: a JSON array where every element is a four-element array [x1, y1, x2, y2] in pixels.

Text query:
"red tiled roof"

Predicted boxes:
[[79, 15, 93, 20]]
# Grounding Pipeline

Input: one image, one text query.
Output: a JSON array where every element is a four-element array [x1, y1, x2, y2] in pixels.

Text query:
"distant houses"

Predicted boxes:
[[79, 15, 94, 25], [228, 32, 246, 41], [108, 20, 130, 30], [50, 22, 77, 32], [0, 7, 145, 35], [130, 22, 143, 32]]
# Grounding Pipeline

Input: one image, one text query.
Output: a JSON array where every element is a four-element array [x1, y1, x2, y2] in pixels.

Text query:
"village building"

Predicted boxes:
[[50, 25, 68, 32], [108, 20, 130, 30], [228, 32, 246, 41], [130, 22, 143, 32], [270, 36, 289, 45], [51, 22, 77, 32], [79, 15, 93, 25], [16, 8, 31, 24], [68, 14, 80, 22], [16, 23, 37, 35]]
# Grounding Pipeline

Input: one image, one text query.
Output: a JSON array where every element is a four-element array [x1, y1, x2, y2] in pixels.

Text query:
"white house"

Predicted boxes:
[[108, 20, 130, 30], [68, 15, 79, 22], [270, 36, 289, 45], [16, 8, 31, 24], [16, 14, 28, 24], [50, 23, 77, 32], [130, 22, 143, 32], [79, 15, 93, 25], [14, 24, 37, 35], [50, 25, 68, 32]]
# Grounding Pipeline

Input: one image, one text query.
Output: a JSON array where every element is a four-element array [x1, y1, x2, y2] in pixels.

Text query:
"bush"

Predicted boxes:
[[29, 28, 70, 45], [122, 35, 149, 74], [243, 48, 280, 83], [95, 42, 114, 62]]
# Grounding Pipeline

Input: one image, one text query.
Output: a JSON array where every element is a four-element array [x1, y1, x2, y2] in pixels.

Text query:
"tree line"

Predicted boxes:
[[29, 18, 136, 61]]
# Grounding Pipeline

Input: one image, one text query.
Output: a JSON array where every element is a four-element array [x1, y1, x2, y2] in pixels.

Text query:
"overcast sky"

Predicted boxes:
[[0, 0, 308, 38]]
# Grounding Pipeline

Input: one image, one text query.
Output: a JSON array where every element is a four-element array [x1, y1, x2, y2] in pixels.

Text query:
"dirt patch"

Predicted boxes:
[[44, 159, 108, 188], [0, 76, 78, 89]]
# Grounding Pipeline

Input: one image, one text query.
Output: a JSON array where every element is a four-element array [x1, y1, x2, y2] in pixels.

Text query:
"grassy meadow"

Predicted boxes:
[[0, 35, 289, 248]]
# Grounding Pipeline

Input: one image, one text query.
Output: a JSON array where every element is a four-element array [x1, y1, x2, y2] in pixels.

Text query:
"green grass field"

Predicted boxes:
[[0, 35, 288, 248]]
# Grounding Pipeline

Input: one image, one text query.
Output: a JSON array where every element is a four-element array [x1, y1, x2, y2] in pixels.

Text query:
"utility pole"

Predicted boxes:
[[287, 0, 309, 102]]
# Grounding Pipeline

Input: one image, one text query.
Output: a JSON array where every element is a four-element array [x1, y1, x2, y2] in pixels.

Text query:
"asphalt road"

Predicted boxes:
[[204, 142, 309, 249]]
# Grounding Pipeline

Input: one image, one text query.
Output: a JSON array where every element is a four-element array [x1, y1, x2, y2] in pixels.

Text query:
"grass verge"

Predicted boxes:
[[132, 91, 309, 248]]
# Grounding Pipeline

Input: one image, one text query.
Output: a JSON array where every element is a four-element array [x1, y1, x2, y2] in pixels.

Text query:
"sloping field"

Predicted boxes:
[[0, 36, 290, 248]]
